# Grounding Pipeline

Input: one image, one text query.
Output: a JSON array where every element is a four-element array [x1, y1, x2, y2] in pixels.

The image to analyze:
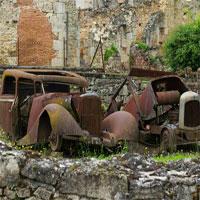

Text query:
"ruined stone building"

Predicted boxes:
[[0, 0, 199, 69]]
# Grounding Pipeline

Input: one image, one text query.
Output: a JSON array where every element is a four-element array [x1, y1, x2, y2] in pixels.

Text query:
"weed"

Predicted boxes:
[[153, 152, 200, 164], [135, 41, 149, 52], [104, 44, 118, 62]]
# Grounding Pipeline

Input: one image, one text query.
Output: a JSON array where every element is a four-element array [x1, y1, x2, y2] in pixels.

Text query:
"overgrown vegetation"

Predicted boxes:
[[104, 44, 118, 62], [154, 152, 200, 164], [0, 129, 129, 159], [63, 140, 129, 160], [163, 17, 200, 71], [135, 41, 149, 52]]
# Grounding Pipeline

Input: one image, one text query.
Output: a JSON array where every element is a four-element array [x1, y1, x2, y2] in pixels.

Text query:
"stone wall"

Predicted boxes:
[[0, 1, 19, 65], [1, 141, 200, 200], [184, 68, 200, 94], [78, 0, 200, 70], [0, 0, 79, 68], [1, 0, 200, 69], [84, 72, 126, 104]]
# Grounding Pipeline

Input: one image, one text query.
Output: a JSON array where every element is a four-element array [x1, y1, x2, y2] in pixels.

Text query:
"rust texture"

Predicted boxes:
[[0, 68, 199, 153], [0, 69, 139, 151], [17, 1, 55, 66], [129, 67, 176, 77], [107, 72, 200, 151]]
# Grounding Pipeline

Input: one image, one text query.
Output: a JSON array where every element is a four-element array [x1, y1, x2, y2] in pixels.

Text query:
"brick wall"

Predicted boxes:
[[18, 0, 55, 66], [0, 0, 79, 68]]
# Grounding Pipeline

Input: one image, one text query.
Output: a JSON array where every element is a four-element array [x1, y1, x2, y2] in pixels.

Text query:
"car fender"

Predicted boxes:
[[101, 111, 139, 143], [18, 104, 86, 146]]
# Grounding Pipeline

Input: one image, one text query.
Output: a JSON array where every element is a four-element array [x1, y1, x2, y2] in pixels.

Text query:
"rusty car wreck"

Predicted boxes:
[[0, 69, 137, 151], [103, 68, 200, 152]]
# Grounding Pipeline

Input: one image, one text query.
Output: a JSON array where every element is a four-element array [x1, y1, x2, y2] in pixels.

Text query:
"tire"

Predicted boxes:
[[160, 128, 177, 153], [49, 131, 62, 152]]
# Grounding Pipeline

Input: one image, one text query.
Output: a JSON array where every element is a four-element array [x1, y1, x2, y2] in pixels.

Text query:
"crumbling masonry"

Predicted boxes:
[[0, 0, 200, 69]]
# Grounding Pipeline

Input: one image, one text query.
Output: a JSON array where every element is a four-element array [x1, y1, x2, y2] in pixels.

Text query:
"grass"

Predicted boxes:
[[153, 152, 200, 164], [73, 141, 128, 160], [0, 129, 129, 159], [1, 129, 200, 163]]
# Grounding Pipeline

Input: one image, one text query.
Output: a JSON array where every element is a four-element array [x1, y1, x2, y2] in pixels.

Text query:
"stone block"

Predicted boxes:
[[25, 197, 39, 200], [51, 57, 64, 67], [16, 188, 31, 198], [66, 195, 79, 200], [21, 159, 64, 186], [0, 156, 20, 187], [34, 187, 52, 200], [53, 40, 64, 51], [53, 2, 65, 14], [3, 188, 16, 200], [0, 189, 3, 196], [58, 171, 128, 200]]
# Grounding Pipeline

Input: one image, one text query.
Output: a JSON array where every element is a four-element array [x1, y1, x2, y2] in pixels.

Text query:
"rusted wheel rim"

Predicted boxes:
[[49, 131, 62, 152]]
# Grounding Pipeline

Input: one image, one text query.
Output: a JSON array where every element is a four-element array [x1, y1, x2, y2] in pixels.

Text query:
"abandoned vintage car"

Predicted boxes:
[[0, 69, 137, 151], [103, 68, 200, 152]]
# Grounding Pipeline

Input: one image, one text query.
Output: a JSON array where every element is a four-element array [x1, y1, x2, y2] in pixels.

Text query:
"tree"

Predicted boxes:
[[163, 18, 200, 71]]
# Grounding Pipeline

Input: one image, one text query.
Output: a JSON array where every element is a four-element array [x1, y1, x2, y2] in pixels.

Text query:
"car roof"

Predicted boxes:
[[3, 69, 88, 88]]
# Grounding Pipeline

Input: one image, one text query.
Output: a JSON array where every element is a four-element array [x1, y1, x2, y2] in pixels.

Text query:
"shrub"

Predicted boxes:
[[104, 44, 118, 62], [163, 18, 200, 71], [135, 41, 149, 52]]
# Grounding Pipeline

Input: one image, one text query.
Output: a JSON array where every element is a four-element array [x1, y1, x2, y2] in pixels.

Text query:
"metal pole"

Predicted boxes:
[[89, 38, 101, 68], [17, 37, 19, 65], [100, 40, 105, 71], [65, 12, 69, 67], [63, 37, 66, 67]]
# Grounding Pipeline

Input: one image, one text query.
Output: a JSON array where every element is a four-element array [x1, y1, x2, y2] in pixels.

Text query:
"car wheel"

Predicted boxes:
[[49, 131, 62, 151], [160, 129, 177, 153]]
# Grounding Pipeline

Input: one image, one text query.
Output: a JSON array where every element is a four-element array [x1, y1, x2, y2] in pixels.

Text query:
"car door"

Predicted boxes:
[[0, 75, 19, 140]]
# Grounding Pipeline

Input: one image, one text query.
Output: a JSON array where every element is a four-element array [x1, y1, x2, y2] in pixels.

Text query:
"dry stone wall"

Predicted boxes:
[[1, 141, 200, 200]]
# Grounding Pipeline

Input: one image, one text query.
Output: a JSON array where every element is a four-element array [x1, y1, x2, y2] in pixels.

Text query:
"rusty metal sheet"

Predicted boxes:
[[3, 69, 88, 88], [102, 111, 139, 144], [129, 68, 176, 78], [18, 103, 87, 146], [184, 100, 200, 127], [124, 95, 141, 123], [151, 76, 188, 94], [156, 91, 180, 105], [78, 95, 102, 137], [139, 85, 157, 120], [0, 95, 15, 135]]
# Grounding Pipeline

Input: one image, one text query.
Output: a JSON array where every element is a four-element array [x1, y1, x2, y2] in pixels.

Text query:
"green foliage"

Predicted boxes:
[[163, 18, 200, 71], [149, 55, 159, 65], [153, 152, 200, 164], [71, 139, 129, 160], [135, 41, 149, 52], [104, 44, 118, 62]]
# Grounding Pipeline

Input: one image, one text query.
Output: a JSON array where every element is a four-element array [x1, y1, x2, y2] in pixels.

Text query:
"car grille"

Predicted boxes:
[[184, 100, 200, 127]]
